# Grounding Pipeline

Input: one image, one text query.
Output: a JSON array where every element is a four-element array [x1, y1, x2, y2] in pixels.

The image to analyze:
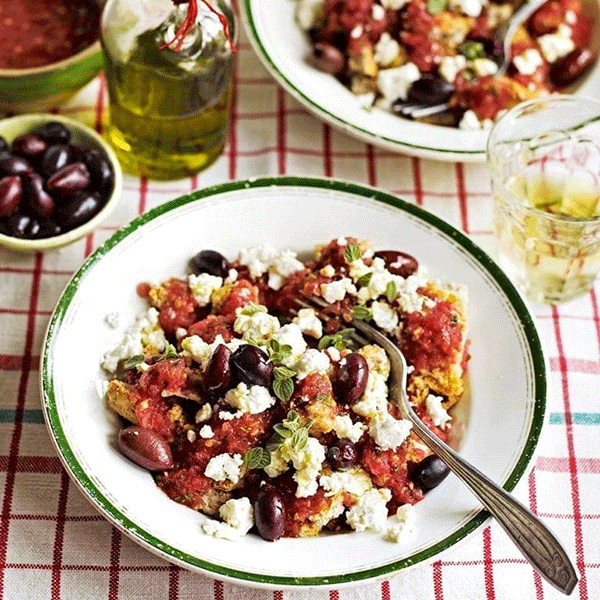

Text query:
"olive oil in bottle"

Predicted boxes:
[[101, 0, 236, 180]]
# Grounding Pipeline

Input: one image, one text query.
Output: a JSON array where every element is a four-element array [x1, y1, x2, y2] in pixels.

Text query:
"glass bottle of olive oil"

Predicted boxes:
[[101, 0, 236, 180]]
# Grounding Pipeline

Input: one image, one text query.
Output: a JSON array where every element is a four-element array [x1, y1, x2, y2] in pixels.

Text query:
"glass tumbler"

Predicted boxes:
[[101, 0, 236, 180], [487, 96, 600, 304]]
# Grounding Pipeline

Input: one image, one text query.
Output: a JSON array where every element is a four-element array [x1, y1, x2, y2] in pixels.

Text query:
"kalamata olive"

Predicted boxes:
[[204, 344, 232, 397], [34, 121, 71, 145], [83, 149, 115, 193], [231, 344, 273, 387], [117, 425, 174, 471], [374, 250, 419, 278], [190, 249, 229, 278], [0, 137, 8, 153], [22, 173, 54, 217], [0, 176, 23, 217], [34, 220, 62, 239], [11, 134, 47, 159], [46, 162, 91, 195], [5, 213, 39, 239], [334, 353, 368, 404], [549, 48, 597, 87], [406, 75, 455, 106], [308, 43, 346, 76], [0, 154, 33, 176], [41, 144, 71, 178], [254, 484, 286, 541], [55, 190, 102, 230], [327, 439, 358, 470], [411, 455, 450, 491]]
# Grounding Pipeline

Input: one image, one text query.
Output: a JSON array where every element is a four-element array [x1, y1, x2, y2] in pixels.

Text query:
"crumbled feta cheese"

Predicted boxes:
[[195, 403, 213, 423], [349, 258, 371, 280], [293, 308, 323, 339], [471, 57, 499, 76], [202, 497, 254, 540], [513, 48, 544, 75], [320, 467, 373, 497], [352, 371, 389, 418], [565, 9, 576, 24], [357, 344, 390, 378], [385, 505, 417, 542], [369, 413, 412, 450], [224, 383, 276, 414], [295, 0, 324, 30], [439, 55, 467, 83], [371, 301, 399, 332], [219, 410, 243, 421], [175, 327, 188, 340], [350, 25, 363, 39], [237, 244, 278, 278], [321, 277, 357, 303], [320, 264, 336, 277], [100, 307, 166, 373], [377, 62, 420, 101], [182, 334, 244, 370], [336, 237, 348, 246], [295, 349, 331, 380], [333, 414, 367, 443], [234, 310, 281, 343], [381, 0, 409, 8], [426, 393, 451, 429], [264, 446, 290, 478], [374, 33, 401, 67], [267, 251, 304, 291], [449, 0, 487, 17], [459, 109, 482, 130], [188, 273, 223, 306], [326, 346, 341, 362], [224, 268, 238, 285], [271, 323, 308, 367], [104, 311, 119, 329], [204, 453, 243, 484], [187, 429, 197, 443], [538, 24, 574, 63], [372, 4, 385, 20], [200, 425, 214, 438], [347, 488, 392, 532]]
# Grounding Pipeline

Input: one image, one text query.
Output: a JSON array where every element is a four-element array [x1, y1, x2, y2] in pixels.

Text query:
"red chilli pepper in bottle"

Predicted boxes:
[[160, 0, 236, 53]]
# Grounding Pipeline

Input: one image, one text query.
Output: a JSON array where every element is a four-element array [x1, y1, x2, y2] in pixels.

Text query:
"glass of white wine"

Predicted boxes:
[[487, 96, 600, 304]]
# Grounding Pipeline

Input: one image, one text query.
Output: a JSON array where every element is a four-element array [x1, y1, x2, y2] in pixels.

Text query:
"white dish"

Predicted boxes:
[[41, 177, 546, 589], [240, 0, 600, 162]]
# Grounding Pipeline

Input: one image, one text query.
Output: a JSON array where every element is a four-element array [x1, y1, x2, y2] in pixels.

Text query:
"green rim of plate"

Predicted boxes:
[[41, 177, 546, 587], [241, 1, 481, 157]]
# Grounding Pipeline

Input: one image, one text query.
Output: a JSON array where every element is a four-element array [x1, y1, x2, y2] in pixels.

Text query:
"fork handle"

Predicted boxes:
[[409, 416, 578, 595]]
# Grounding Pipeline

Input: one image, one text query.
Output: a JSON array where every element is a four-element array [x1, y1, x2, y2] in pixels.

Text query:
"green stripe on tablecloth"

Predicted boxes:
[[0, 409, 45, 424]]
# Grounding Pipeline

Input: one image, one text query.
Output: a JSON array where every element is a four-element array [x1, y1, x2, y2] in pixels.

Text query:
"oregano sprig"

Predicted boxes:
[[344, 242, 362, 263]]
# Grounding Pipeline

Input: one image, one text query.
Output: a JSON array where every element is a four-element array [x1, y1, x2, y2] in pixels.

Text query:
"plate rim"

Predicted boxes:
[[40, 176, 546, 587], [240, 0, 486, 162]]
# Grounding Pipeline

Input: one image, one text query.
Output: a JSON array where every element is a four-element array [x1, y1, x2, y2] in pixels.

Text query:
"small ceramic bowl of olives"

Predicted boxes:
[[0, 114, 122, 252]]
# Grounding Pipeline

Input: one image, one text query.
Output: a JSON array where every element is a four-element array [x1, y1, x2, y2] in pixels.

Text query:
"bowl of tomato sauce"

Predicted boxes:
[[0, 0, 103, 114]]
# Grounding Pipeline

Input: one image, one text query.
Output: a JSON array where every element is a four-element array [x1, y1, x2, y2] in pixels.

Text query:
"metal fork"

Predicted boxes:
[[397, 0, 549, 120], [295, 295, 578, 595]]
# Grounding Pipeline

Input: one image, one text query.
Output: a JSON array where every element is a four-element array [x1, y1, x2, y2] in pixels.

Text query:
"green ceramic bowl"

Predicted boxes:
[[0, 114, 122, 252], [0, 1, 103, 114]]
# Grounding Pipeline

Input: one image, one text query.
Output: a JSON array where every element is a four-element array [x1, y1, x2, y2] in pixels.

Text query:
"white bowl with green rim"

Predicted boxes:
[[0, 0, 103, 114], [0, 113, 122, 252], [240, 0, 600, 162], [41, 177, 546, 589]]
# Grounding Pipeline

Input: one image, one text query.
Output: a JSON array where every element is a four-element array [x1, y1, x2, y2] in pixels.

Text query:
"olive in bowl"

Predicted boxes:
[[0, 114, 122, 252]]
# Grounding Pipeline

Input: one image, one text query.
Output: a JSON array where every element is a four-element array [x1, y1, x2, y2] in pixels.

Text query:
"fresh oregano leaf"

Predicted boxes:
[[426, 0, 447, 14], [291, 427, 309, 451], [273, 377, 294, 402], [123, 355, 145, 370], [344, 242, 362, 263], [274, 366, 296, 380], [240, 303, 268, 316], [357, 272, 373, 287], [352, 305, 373, 321], [458, 40, 486, 60], [385, 280, 397, 303], [243, 447, 271, 470]]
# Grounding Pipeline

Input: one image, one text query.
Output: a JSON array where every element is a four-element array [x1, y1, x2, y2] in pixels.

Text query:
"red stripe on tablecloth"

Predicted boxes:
[[274, 591, 283, 600], [537, 457, 600, 473], [456, 164, 469, 233], [412, 157, 423, 206], [528, 470, 545, 599], [0, 355, 40, 371], [0, 266, 73, 275], [228, 52, 238, 181], [590, 289, 600, 357], [0, 252, 43, 595], [277, 88, 286, 175], [552, 305, 588, 599], [323, 124, 332, 177], [0, 308, 52, 316], [237, 77, 276, 85], [50, 470, 70, 600], [108, 527, 121, 600], [191, 175, 198, 191], [10, 515, 105, 522], [95, 73, 106, 134], [483, 527, 496, 600], [84, 232, 94, 258], [214, 579, 224, 600], [433, 561, 444, 600], [0, 456, 63, 473], [168, 564, 180, 600], [366, 144, 377, 187], [549, 358, 600, 375], [139, 177, 148, 214], [330, 590, 340, 600], [381, 579, 391, 600]]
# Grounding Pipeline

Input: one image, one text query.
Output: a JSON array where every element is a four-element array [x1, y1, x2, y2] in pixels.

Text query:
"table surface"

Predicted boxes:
[[1, 29, 598, 600]]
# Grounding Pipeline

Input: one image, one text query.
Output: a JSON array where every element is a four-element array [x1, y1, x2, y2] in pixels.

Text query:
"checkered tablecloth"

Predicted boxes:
[[1, 24, 598, 600]]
